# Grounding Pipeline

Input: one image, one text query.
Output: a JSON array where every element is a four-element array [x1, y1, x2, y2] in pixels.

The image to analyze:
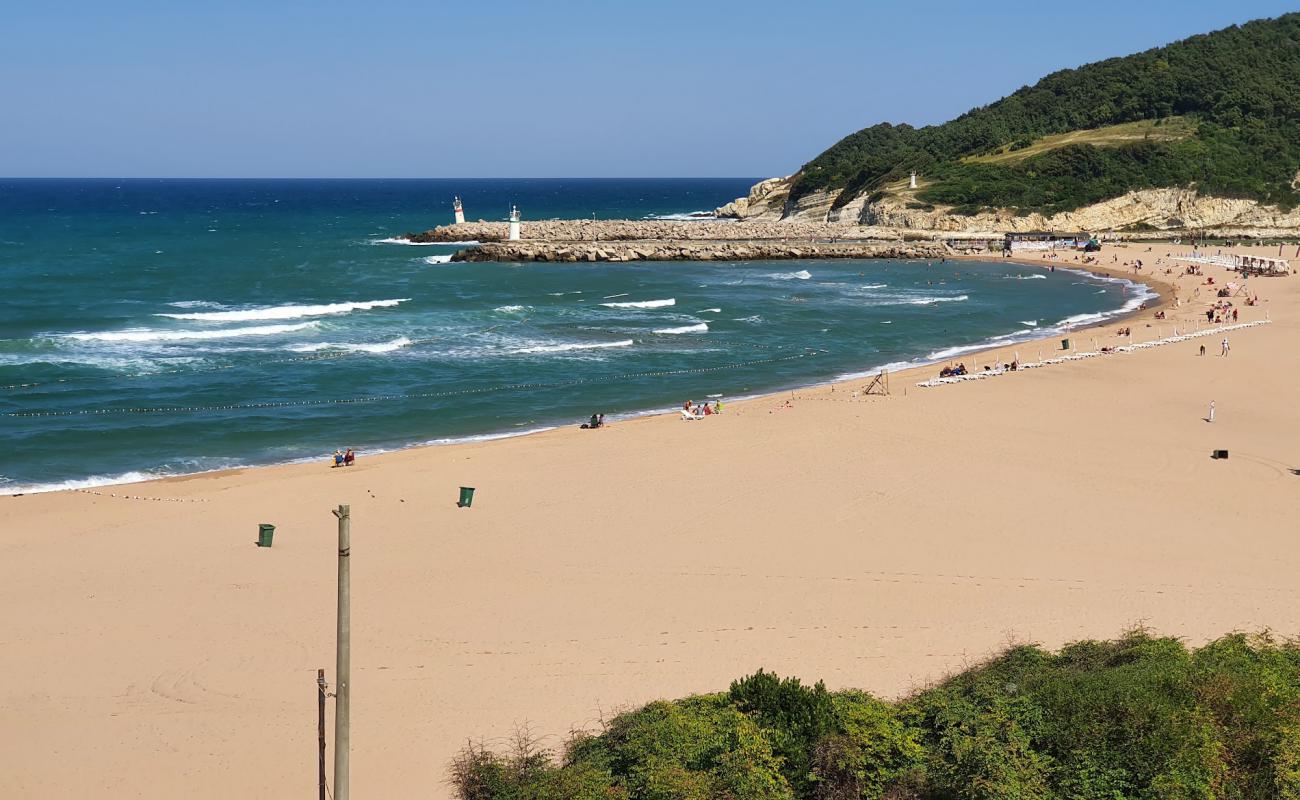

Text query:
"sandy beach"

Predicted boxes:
[[3, 243, 1297, 798]]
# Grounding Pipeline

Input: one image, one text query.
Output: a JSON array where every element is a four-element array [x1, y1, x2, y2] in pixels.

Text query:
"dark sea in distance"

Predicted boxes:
[[0, 178, 1153, 492]]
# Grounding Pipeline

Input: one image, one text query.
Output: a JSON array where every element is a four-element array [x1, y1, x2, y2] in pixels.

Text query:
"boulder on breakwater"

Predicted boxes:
[[451, 240, 949, 263]]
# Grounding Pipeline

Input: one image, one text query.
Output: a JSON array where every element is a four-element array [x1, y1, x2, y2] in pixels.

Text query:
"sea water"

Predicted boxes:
[[0, 179, 1152, 492]]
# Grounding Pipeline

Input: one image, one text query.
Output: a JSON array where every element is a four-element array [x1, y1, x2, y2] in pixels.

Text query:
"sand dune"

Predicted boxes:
[[2, 244, 1297, 799]]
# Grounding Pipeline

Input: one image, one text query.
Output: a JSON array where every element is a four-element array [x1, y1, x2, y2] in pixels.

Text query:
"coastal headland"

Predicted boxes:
[[3, 243, 1296, 798]]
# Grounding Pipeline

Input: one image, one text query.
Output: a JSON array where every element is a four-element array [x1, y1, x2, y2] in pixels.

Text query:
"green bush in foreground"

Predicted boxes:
[[450, 631, 1300, 799]]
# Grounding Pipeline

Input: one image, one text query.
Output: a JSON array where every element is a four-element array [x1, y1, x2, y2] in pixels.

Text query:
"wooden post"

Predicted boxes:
[[317, 669, 327, 800], [333, 504, 351, 800]]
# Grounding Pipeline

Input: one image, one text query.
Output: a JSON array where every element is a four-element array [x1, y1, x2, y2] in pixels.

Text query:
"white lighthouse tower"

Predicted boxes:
[[508, 205, 521, 241], [453, 196, 465, 225], [909, 172, 918, 189]]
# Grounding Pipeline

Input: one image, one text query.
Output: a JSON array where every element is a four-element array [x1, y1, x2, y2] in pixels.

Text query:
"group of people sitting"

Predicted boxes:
[[1206, 303, 1238, 323], [938, 363, 969, 378], [332, 448, 356, 467], [581, 413, 606, 429], [681, 399, 722, 420], [1116, 326, 1132, 337]]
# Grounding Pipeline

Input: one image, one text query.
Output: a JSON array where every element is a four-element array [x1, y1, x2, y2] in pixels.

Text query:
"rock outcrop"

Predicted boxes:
[[713, 176, 795, 220], [713, 177, 1300, 236]]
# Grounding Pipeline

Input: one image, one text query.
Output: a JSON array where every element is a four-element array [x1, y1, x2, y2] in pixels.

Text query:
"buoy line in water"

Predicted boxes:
[[6, 350, 823, 418]]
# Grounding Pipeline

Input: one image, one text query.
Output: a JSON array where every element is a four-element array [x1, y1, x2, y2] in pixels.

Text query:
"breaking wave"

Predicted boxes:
[[286, 337, 413, 354], [653, 322, 709, 335], [600, 298, 675, 309], [157, 299, 409, 322], [907, 294, 969, 306], [512, 339, 635, 354], [422, 254, 453, 264], [768, 270, 812, 280], [67, 322, 319, 342]]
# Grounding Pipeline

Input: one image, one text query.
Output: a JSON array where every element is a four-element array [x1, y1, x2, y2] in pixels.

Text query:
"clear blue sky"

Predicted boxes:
[[3, 0, 1294, 178]]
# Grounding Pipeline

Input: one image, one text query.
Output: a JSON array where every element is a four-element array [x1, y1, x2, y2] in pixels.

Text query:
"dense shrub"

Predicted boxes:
[[451, 632, 1300, 799]]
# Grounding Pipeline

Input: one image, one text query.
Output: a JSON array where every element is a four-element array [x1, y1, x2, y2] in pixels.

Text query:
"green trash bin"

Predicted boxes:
[[257, 523, 275, 547], [1060, 338, 1071, 351], [457, 487, 476, 508]]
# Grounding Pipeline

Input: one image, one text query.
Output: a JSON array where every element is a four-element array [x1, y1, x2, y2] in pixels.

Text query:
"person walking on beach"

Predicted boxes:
[[1200, 344, 1206, 357], [1208, 401, 1216, 423], [1221, 337, 1230, 356]]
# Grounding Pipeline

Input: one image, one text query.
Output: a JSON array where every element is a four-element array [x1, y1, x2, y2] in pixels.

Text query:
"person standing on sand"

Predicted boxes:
[[1200, 344, 1206, 357], [1208, 401, 1216, 423], [1221, 337, 1230, 356]]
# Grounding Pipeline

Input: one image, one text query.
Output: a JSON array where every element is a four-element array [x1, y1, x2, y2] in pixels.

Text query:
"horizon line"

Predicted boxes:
[[0, 175, 766, 181]]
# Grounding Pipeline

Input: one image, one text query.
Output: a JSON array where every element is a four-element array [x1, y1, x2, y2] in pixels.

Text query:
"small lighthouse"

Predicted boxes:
[[909, 172, 918, 189], [453, 196, 465, 225], [508, 205, 521, 241]]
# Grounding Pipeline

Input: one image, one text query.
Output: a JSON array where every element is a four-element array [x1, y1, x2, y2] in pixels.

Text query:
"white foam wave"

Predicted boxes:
[[699, 308, 722, 313], [158, 299, 409, 322], [493, 305, 529, 313], [732, 315, 763, 323], [1004, 274, 1047, 280], [67, 322, 319, 342], [422, 254, 453, 264], [768, 270, 812, 280], [926, 342, 997, 360], [653, 322, 709, 335], [861, 283, 888, 289], [286, 337, 413, 354], [1020, 320, 1038, 326], [511, 339, 634, 354], [642, 211, 716, 221], [600, 298, 675, 309], [907, 294, 969, 306], [369, 237, 440, 246], [168, 300, 224, 309], [0, 470, 160, 496]]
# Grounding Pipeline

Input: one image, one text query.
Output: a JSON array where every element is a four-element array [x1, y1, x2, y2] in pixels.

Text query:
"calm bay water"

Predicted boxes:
[[1, 179, 1151, 493]]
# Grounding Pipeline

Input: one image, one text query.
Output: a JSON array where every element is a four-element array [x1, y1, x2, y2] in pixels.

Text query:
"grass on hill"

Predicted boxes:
[[450, 630, 1300, 799], [963, 117, 1197, 166]]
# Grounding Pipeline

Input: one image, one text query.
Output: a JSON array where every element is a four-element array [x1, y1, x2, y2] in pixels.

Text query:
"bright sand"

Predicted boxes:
[[2, 243, 1297, 798]]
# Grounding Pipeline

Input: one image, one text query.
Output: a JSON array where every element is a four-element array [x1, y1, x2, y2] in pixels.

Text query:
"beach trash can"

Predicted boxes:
[[457, 487, 476, 508], [1060, 338, 1070, 350], [257, 523, 275, 547]]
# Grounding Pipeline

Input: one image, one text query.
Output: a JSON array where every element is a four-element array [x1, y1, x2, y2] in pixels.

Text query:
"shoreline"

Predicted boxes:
[[4, 256, 1167, 498], [4, 242, 1294, 799]]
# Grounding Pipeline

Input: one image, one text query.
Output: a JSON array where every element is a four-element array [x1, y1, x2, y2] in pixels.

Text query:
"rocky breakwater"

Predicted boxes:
[[452, 240, 948, 263], [402, 218, 877, 243]]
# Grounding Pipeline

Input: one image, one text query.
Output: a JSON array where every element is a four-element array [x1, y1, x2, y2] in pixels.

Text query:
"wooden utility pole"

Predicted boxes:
[[333, 504, 351, 800], [317, 669, 327, 800]]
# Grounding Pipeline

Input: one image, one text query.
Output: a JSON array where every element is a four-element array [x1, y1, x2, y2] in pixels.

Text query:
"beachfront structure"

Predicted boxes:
[[508, 205, 521, 240], [909, 172, 918, 189], [453, 196, 465, 225], [1004, 231, 1094, 252], [1177, 253, 1291, 276]]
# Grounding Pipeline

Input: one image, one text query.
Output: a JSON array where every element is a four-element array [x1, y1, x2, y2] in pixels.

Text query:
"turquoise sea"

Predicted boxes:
[[1, 179, 1153, 493]]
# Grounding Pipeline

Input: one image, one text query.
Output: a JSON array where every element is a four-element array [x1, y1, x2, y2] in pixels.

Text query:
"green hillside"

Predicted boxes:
[[792, 13, 1300, 216]]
